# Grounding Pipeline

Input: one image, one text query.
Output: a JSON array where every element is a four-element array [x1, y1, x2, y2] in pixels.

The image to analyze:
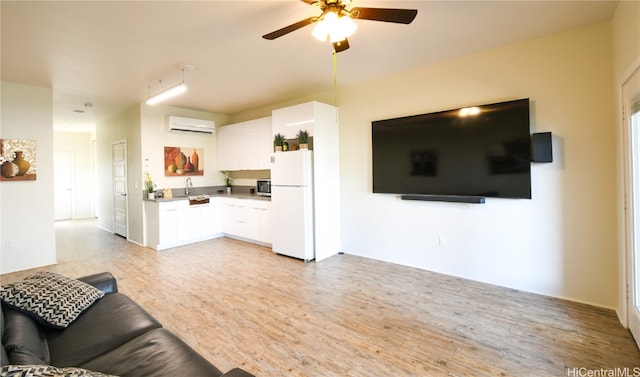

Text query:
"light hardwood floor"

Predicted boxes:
[[2, 220, 639, 376]]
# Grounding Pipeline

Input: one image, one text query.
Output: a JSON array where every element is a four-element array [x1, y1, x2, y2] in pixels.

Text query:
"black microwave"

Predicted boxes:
[[256, 179, 271, 196]]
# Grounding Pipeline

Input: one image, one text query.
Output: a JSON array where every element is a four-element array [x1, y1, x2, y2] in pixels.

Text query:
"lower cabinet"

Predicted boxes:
[[220, 197, 271, 246], [145, 199, 222, 251], [145, 197, 270, 251]]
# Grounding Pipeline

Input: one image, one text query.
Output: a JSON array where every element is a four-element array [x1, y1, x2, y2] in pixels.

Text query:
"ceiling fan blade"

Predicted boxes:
[[262, 17, 316, 40], [333, 38, 350, 53], [351, 7, 418, 24]]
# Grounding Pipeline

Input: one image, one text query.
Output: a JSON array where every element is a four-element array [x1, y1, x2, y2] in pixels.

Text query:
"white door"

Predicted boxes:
[[623, 62, 640, 347], [112, 141, 128, 238], [54, 152, 73, 220]]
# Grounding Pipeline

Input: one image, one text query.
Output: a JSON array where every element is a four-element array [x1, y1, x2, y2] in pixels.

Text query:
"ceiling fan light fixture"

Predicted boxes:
[[312, 11, 356, 43]]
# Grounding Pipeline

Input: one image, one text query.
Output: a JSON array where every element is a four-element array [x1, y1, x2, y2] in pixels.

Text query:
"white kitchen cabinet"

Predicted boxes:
[[158, 201, 179, 246], [217, 116, 272, 171], [144, 198, 222, 251], [204, 198, 222, 235], [272, 102, 316, 139], [220, 197, 271, 246]]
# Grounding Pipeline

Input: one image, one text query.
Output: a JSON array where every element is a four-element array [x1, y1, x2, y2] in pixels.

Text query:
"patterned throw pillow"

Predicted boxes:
[[0, 365, 117, 377], [0, 272, 105, 329]]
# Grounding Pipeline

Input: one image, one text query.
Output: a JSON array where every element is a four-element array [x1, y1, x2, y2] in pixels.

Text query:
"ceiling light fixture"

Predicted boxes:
[[312, 8, 357, 43], [146, 68, 188, 105]]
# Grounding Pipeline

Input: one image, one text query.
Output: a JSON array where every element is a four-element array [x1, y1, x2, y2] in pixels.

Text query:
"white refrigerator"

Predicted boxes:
[[270, 149, 315, 262]]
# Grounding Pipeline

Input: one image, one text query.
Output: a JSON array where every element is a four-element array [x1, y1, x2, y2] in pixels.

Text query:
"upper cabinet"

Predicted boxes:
[[217, 116, 272, 171], [272, 101, 316, 139]]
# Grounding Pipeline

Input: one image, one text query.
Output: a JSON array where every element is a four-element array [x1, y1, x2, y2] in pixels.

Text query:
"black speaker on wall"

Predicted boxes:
[[532, 132, 553, 163]]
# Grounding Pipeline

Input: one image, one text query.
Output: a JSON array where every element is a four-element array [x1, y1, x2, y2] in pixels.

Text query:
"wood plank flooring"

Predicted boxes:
[[2, 219, 639, 376]]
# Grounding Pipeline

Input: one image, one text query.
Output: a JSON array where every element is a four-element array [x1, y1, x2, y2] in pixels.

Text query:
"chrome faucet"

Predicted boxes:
[[185, 177, 193, 195]]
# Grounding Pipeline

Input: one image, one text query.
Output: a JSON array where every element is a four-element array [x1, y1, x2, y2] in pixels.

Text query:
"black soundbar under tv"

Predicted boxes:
[[400, 194, 486, 204]]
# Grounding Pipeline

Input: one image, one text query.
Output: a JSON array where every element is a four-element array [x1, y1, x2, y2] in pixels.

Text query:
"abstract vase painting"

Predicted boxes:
[[0, 139, 36, 181]]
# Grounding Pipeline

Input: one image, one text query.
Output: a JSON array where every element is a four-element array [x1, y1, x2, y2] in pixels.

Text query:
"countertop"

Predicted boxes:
[[144, 192, 271, 202]]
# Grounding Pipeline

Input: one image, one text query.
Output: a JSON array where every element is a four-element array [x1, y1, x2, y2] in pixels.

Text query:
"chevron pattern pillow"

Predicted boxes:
[[0, 272, 104, 329], [0, 365, 117, 377]]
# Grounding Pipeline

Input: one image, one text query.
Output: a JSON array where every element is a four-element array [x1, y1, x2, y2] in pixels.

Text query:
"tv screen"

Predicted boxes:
[[372, 98, 531, 199]]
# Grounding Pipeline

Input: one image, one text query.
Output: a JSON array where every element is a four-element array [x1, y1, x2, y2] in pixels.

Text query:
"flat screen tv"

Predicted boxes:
[[372, 98, 531, 199]]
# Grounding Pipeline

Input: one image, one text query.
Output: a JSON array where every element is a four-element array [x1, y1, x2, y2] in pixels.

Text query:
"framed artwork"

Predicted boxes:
[[1, 139, 37, 181], [164, 146, 203, 176]]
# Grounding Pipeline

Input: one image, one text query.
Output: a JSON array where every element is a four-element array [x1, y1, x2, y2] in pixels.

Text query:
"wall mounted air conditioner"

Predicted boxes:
[[166, 116, 215, 134]]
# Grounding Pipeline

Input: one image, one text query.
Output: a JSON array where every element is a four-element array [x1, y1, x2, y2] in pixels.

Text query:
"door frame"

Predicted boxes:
[[112, 140, 128, 238], [619, 57, 640, 340]]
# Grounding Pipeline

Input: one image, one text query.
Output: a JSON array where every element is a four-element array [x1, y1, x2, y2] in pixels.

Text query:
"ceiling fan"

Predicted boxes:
[[262, 0, 418, 53]]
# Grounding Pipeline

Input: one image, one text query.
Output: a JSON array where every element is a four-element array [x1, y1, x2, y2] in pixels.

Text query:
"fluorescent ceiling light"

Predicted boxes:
[[146, 82, 187, 105]]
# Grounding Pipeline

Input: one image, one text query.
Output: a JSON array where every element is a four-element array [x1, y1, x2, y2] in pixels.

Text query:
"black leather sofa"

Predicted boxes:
[[1, 272, 254, 377]]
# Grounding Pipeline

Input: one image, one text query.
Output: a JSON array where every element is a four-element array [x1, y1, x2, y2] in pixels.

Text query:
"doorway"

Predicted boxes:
[[54, 152, 73, 220], [112, 141, 127, 238], [622, 62, 640, 347]]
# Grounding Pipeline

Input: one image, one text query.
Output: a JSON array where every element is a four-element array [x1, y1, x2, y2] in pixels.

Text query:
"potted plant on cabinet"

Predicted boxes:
[[296, 130, 309, 149], [145, 173, 155, 199], [223, 171, 232, 194], [274, 133, 285, 152]]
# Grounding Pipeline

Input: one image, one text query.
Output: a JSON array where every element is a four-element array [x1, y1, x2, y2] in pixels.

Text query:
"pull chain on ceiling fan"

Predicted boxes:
[[262, 0, 418, 53]]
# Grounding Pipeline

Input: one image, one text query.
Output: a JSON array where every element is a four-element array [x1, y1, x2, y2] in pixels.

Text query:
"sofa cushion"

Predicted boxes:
[[79, 329, 224, 377], [0, 365, 117, 377], [1, 307, 7, 366], [77, 273, 118, 295], [0, 272, 104, 329], [1, 309, 49, 365], [46, 293, 162, 367]]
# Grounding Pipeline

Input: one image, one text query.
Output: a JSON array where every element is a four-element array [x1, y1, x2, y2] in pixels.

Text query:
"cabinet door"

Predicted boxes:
[[177, 201, 202, 240], [272, 102, 315, 139], [256, 117, 273, 169], [252, 201, 271, 244], [219, 119, 271, 171], [217, 125, 235, 171], [158, 202, 178, 245], [221, 200, 240, 236], [205, 198, 222, 235]]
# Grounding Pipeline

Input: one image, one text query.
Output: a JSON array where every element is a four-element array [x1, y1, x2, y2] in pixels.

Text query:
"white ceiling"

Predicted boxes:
[[1, 0, 619, 133]]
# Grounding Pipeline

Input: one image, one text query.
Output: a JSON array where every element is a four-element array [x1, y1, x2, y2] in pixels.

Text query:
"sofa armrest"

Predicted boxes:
[[220, 368, 255, 377], [77, 272, 118, 294]]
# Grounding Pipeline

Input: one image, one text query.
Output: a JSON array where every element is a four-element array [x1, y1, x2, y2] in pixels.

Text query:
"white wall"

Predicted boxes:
[[0, 81, 56, 274], [335, 22, 616, 308], [139, 104, 228, 194], [54, 131, 95, 219]]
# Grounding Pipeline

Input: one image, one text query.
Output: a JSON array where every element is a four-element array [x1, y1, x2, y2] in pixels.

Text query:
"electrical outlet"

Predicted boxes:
[[438, 236, 447, 247]]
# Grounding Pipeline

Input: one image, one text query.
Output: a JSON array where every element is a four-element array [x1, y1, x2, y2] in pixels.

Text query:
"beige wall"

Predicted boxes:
[[0, 82, 56, 274], [612, 0, 640, 79], [613, 0, 640, 324], [96, 105, 142, 242], [139, 104, 227, 193], [234, 21, 619, 309], [334, 22, 616, 308]]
